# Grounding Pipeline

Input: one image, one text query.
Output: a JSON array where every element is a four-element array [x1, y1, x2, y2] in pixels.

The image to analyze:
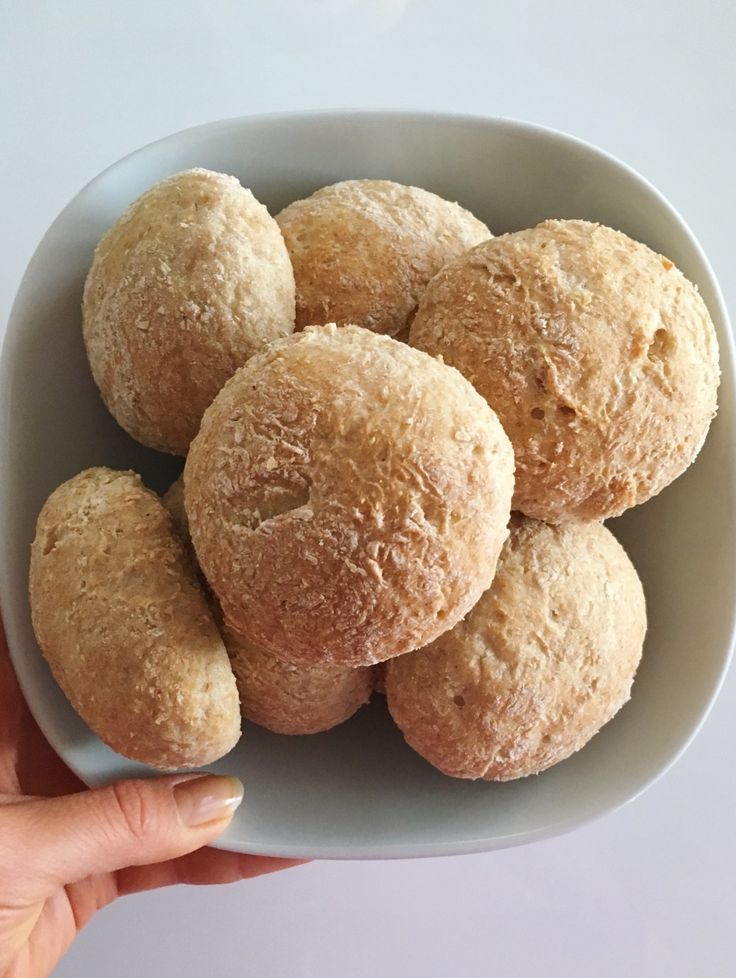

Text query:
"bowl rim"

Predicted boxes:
[[2, 109, 735, 859]]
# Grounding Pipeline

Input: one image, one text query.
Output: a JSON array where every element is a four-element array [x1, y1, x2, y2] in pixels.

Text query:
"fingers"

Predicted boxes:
[[0, 616, 85, 797], [0, 773, 244, 899], [116, 849, 308, 895]]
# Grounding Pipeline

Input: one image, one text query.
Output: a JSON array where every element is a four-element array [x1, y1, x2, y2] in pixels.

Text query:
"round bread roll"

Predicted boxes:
[[161, 476, 372, 734], [410, 219, 720, 522], [386, 516, 646, 781], [226, 629, 374, 734], [29, 467, 241, 770], [184, 323, 515, 668], [276, 179, 490, 337], [83, 168, 295, 455]]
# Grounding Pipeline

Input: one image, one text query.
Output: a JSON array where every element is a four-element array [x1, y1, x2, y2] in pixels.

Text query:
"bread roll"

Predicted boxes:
[[276, 179, 490, 337], [387, 515, 646, 780], [30, 468, 241, 769], [184, 323, 515, 668], [226, 629, 373, 735], [83, 168, 295, 455], [410, 219, 719, 522]]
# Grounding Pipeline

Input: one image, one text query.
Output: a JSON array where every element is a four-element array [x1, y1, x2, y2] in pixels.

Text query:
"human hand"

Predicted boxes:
[[0, 621, 304, 978]]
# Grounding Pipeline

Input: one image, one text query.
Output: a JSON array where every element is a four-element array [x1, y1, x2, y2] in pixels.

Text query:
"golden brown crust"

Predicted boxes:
[[184, 324, 515, 668], [29, 468, 241, 770], [83, 169, 296, 455], [386, 516, 646, 781], [161, 475, 371, 734], [410, 219, 720, 522], [276, 179, 490, 337]]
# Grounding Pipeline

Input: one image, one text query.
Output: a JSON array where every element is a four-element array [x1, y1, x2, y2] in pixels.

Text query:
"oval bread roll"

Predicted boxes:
[[162, 476, 373, 734], [29, 468, 241, 769], [184, 324, 515, 668], [410, 219, 720, 522], [276, 179, 490, 337], [386, 516, 646, 780], [83, 169, 295, 455]]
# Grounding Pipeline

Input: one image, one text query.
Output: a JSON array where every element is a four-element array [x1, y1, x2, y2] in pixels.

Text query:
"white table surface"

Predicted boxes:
[[2, 3, 734, 976]]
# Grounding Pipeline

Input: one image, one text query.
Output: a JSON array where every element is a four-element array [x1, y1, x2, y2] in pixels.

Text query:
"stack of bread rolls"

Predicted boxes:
[[29, 169, 719, 782]]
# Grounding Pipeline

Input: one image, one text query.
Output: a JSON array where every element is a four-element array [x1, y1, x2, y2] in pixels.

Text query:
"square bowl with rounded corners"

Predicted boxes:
[[1, 111, 734, 859]]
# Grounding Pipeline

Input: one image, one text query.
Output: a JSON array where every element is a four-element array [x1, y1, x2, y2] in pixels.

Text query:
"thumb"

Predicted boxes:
[[2, 773, 244, 894]]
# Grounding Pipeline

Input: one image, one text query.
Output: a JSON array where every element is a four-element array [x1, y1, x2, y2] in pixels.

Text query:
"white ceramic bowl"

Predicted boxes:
[[1, 112, 734, 859]]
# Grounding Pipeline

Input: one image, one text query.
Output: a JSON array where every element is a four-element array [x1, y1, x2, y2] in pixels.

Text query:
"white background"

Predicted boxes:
[[2, 2, 735, 975]]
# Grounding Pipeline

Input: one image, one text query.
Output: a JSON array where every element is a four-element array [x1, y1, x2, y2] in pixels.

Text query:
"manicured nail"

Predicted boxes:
[[173, 774, 244, 827]]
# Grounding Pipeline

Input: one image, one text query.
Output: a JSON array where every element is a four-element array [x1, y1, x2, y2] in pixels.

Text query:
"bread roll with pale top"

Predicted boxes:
[[410, 219, 719, 522], [276, 179, 490, 337], [184, 323, 515, 668], [83, 168, 295, 455], [386, 515, 646, 781]]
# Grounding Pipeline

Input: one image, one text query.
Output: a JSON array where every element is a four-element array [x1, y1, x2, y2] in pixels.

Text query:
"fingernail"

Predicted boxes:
[[173, 774, 244, 827]]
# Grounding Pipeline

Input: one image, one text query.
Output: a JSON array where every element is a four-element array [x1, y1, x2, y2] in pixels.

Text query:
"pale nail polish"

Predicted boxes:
[[173, 774, 244, 827]]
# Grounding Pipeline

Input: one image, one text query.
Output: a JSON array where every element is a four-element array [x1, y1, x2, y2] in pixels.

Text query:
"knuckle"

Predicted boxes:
[[107, 779, 158, 843]]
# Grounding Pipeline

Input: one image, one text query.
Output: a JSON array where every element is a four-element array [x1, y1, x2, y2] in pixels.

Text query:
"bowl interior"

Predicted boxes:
[[1, 112, 734, 858]]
